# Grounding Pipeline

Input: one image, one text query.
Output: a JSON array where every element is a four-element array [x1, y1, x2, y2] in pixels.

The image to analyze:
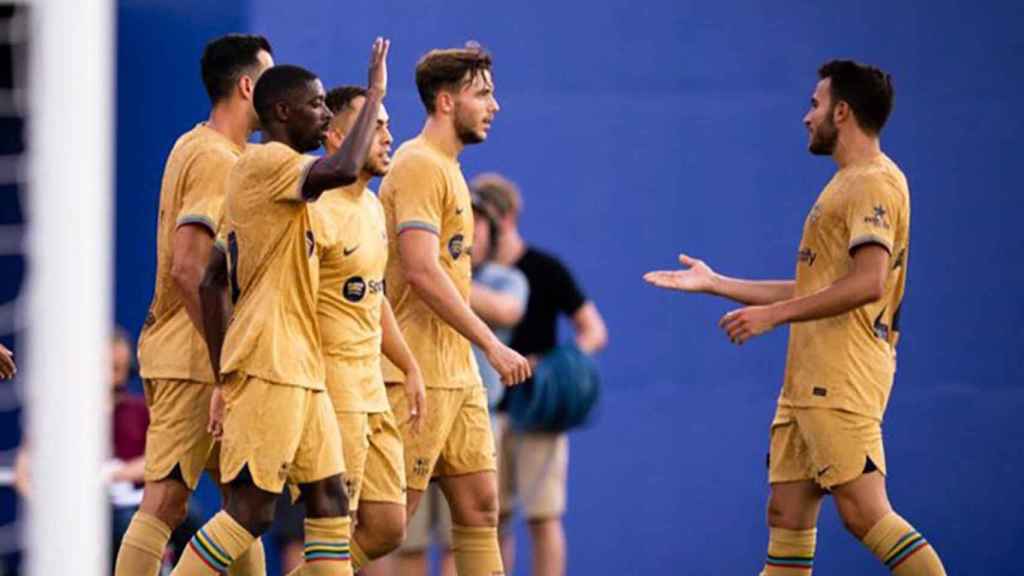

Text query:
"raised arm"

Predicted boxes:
[[399, 229, 531, 386], [302, 38, 389, 200], [644, 254, 794, 305]]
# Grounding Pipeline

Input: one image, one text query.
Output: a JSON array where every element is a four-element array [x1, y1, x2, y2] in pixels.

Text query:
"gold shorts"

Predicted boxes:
[[142, 378, 218, 490], [337, 410, 406, 510], [387, 384, 496, 492], [219, 374, 345, 494], [769, 405, 887, 490], [497, 416, 568, 520]]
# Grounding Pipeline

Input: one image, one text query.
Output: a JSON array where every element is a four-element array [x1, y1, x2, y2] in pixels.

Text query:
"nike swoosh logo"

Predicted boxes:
[[456, 207, 465, 215], [817, 465, 832, 477], [343, 245, 359, 256]]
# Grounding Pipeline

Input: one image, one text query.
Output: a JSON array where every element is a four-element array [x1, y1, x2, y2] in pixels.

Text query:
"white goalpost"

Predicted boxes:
[[25, 0, 114, 574]]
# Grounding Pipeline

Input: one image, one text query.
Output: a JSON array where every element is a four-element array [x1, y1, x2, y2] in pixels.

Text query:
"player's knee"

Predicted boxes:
[[225, 498, 276, 536], [306, 476, 350, 518], [363, 516, 406, 557], [140, 482, 190, 528], [766, 495, 788, 528], [835, 498, 873, 539]]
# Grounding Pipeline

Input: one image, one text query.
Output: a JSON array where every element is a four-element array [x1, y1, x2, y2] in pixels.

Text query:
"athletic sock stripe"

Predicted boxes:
[[884, 531, 920, 559], [887, 539, 929, 568], [187, 540, 228, 573], [306, 552, 352, 561], [884, 533, 924, 564], [195, 529, 232, 567], [304, 541, 350, 549], [767, 555, 814, 564]]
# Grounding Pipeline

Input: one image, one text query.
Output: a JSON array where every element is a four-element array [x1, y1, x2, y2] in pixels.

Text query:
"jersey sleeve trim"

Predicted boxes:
[[849, 234, 893, 255], [175, 214, 217, 237], [396, 220, 440, 236]]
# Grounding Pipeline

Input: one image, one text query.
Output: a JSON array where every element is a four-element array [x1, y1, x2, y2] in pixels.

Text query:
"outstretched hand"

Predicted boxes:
[[643, 254, 716, 293]]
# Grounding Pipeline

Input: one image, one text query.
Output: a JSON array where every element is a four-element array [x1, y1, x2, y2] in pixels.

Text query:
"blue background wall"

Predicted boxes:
[[5, 0, 1024, 574]]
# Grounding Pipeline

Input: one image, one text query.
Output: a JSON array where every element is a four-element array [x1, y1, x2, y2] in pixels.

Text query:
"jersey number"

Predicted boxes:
[[227, 231, 241, 305]]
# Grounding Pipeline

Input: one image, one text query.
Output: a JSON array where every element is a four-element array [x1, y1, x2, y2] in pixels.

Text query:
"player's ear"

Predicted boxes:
[[833, 100, 851, 126], [274, 100, 290, 123], [436, 91, 454, 115], [238, 74, 256, 102]]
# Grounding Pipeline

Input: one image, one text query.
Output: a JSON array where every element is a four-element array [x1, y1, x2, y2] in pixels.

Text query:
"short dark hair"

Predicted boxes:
[[253, 64, 318, 124], [818, 59, 894, 134], [200, 34, 273, 105], [325, 85, 367, 115], [415, 44, 493, 114]]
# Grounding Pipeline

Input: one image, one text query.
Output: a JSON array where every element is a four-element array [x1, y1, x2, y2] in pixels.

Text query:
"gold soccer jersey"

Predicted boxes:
[[219, 141, 324, 390], [780, 154, 910, 420], [312, 184, 390, 412], [138, 123, 242, 383], [378, 136, 479, 389]]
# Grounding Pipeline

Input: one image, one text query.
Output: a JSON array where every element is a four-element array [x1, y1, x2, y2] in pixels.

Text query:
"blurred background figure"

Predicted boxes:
[[472, 173, 607, 576]]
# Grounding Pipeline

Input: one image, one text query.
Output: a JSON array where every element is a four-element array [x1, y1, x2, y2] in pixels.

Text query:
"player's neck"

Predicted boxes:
[[832, 130, 882, 169], [207, 101, 251, 148], [421, 116, 463, 159]]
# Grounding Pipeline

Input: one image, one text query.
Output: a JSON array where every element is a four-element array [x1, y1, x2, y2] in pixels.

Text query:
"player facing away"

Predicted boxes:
[[379, 45, 532, 575], [118, 34, 273, 576], [311, 85, 427, 570], [172, 39, 390, 576], [645, 60, 946, 575]]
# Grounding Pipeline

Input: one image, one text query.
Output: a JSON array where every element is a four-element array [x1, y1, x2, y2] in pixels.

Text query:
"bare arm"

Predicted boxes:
[[644, 254, 794, 305], [470, 282, 525, 328], [399, 229, 531, 385], [302, 39, 389, 200], [198, 246, 230, 380], [170, 224, 216, 333], [572, 301, 608, 354], [720, 244, 890, 344], [380, 298, 419, 378]]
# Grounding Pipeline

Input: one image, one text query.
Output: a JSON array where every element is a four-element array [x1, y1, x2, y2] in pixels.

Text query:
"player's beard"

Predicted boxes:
[[454, 104, 485, 145], [808, 112, 838, 156]]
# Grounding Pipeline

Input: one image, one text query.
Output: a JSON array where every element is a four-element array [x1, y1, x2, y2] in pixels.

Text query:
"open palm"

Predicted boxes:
[[643, 254, 715, 293]]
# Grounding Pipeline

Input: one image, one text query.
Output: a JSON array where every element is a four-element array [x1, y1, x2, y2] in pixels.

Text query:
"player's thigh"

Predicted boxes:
[[142, 378, 216, 490], [831, 470, 892, 538], [435, 385, 498, 483], [337, 411, 371, 509], [795, 408, 887, 490], [359, 410, 407, 509], [291, 390, 347, 506], [767, 480, 826, 529], [387, 384, 459, 492]]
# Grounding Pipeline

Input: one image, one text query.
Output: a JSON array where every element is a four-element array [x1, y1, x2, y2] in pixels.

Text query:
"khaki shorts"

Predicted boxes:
[[143, 378, 218, 490], [769, 405, 887, 490], [397, 482, 452, 552], [337, 410, 406, 510], [497, 416, 569, 520], [387, 384, 496, 492], [219, 374, 345, 494]]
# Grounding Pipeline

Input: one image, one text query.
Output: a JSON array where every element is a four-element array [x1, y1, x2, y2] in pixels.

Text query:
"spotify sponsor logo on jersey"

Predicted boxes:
[[342, 276, 385, 303]]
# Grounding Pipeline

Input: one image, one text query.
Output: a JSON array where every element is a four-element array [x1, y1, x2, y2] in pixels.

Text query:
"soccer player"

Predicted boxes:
[[117, 34, 273, 576], [379, 45, 531, 575], [645, 60, 945, 575], [313, 85, 426, 570], [471, 173, 607, 576], [172, 40, 390, 576]]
